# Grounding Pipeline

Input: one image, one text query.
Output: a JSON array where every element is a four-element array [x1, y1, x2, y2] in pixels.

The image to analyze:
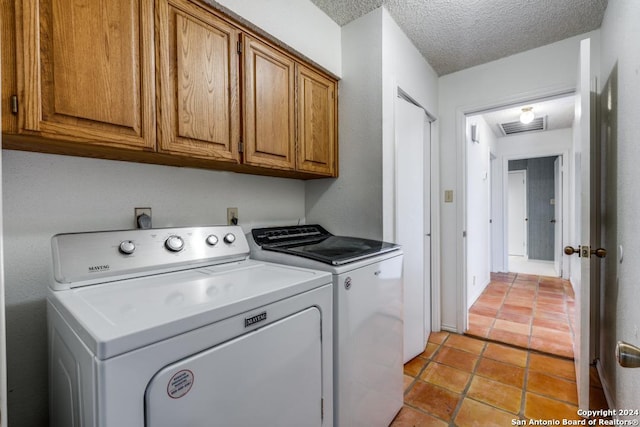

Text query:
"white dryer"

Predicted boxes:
[[47, 225, 333, 426], [248, 225, 404, 427]]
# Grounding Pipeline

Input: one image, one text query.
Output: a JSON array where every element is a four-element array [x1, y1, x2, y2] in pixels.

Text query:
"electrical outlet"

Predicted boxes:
[[134, 207, 152, 229], [227, 207, 238, 225]]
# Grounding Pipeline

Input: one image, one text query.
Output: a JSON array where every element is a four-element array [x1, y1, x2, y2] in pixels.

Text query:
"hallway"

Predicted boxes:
[[466, 272, 574, 359]]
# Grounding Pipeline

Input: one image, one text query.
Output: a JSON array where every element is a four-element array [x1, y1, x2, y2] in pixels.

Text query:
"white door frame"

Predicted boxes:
[[455, 87, 575, 333]]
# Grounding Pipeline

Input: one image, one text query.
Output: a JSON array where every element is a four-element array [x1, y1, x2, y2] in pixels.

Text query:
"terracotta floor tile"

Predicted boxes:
[[476, 295, 505, 307], [454, 398, 517, 427], [527, 371, 578, 404], [404, 356, 428, 377], [532, 326, 573, 342], [536, 302, 567, 314], [467, 376, 522, 414], [509, 289, 536, 298], [444, 334, 486, 354], [469, 313, 495, 328], [488, 328, 530, 348], [524, 392, 581, 420], [465, 325, 490, 338], [483, 343, 528, 367], [433, 347, 479, 372], [420, 342, 440, 359], [529, 353, 576, 381], [590, 386, 609, 411], [405, 381, 461, 422], [532, 317, 571, 332], [503, 297, 533, 308], [529, 337, 574, 358], [421, 362, 471, 393], [501, 304, 533, 316], [470, 305, 500, 317], [428, 331, 449, 344], [404, 374, 415, 392], [534, 309, 568, 321], [390, 406, 448, 427], [476, 358, 525, 388], [493, 319, 531, 335], [496, 311, 532, 324], [516, 273, 540, 283]]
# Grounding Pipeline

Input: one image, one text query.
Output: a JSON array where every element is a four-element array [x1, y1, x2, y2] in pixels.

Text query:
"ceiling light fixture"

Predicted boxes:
[[520, 107, 535, 124]]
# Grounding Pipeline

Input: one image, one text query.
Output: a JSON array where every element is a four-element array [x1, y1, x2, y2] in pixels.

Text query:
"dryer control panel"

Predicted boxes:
[[51, 226, 249, 289]]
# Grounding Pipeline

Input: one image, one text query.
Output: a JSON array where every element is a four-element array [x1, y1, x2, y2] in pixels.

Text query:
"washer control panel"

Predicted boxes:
[[51, 225, 250, 289]]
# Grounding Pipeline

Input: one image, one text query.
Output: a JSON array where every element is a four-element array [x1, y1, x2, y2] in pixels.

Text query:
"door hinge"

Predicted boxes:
[[10, 95, 18, 115], [237, 41, 242, 54], [321, 398, 324, 420], [238, 139, 244, 153], [463, 231, 467, 238]]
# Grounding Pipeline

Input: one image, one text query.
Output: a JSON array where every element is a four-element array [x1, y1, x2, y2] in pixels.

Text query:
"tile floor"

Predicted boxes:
[[392, 332, 609, 426], [466, 272, 575, 358]]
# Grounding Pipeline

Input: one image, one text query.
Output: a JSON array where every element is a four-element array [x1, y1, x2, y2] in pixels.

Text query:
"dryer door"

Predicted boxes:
[[145, 307, 323, 426]]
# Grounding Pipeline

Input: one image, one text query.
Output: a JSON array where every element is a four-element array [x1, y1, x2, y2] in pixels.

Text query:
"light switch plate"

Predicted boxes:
[[444, 190, 454, 203]]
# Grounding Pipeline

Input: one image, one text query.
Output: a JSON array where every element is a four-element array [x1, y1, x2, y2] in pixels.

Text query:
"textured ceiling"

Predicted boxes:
[[310, 0, 608, 75]]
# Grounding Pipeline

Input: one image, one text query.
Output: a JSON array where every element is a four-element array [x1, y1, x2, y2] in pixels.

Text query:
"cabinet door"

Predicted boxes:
[[296, 65, 337, 176], [17, 0, 155, 149], [242, 35, 296, 170], [156, 0, 240, 162]]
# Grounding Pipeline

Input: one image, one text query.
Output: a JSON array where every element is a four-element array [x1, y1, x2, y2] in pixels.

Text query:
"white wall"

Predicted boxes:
[[438, 31, 599, 332], [2, 1, 340, 425], [466, 116, 494, 308], [492, 128, 573, 274], [210, 0, 342, 76], [306, 6, 439, 243], [598, 0, 640, 410], [306, 8, 383, 239]]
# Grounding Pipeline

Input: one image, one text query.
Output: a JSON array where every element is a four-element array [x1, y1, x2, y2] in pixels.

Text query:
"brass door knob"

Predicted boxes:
[[564, 246, 579, 256], [591, 248, 607, 258], [617, 341, 640, 368]]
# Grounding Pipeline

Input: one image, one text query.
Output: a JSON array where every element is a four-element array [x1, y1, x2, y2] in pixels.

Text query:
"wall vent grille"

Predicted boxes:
[[499, 116, 546, 136]]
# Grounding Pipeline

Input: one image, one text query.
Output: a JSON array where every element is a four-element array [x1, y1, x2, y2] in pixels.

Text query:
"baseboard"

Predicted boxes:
[[596, 359, 616, 410]]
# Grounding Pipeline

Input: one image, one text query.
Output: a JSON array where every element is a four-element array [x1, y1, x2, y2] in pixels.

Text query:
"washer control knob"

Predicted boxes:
[[119, 240, 136, 255], [223, 233, 236, 244], [165, 235, 184, 252], [206, 234, 219, 246]]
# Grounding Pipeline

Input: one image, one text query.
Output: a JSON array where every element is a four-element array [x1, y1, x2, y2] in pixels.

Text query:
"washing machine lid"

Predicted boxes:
[[48, 260, 331, 359]]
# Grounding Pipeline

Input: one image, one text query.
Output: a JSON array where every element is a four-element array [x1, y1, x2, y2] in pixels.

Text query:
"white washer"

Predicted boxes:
[[248, 225, 404, 427], [47, 225, 333, 427]]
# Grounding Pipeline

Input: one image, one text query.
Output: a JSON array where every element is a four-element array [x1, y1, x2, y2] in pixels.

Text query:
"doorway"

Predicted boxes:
[[463, 95, 575, 358]]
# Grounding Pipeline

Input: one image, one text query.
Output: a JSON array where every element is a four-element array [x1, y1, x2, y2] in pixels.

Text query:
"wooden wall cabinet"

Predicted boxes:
[[156, 0, 240, 163], [296, 64, 337, 176], [15, 0, 156, 150], [242, 34, 296, 171], [3, 0, 338, 178]]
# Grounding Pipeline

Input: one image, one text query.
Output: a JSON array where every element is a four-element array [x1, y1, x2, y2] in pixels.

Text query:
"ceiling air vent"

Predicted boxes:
[[499, 116, 546, 136]]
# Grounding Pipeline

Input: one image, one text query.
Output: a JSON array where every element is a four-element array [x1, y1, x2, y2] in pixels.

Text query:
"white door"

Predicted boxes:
[[145, 308, 323, 426], [395, 97, 431, 363], [571, 37, 596, 411], [508, 170, 527, 257], [554, 157, 563, 276]]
